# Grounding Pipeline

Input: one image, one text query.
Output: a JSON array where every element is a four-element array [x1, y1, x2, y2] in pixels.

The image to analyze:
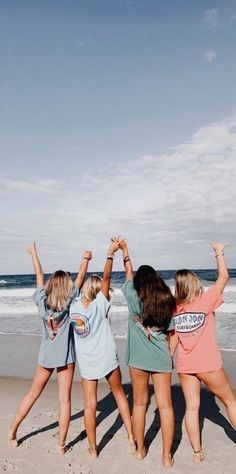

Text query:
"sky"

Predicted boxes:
[[0, 0, 236, 274]]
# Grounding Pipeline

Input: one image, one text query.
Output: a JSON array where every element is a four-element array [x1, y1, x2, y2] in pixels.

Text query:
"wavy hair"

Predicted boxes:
[[174, 269, 203, 305], [133, 265, 176, 329], [45, 270, 73, 311], [82, 275, 113, 301]]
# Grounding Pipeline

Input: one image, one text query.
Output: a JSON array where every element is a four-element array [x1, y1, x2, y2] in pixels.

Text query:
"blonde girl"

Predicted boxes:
[[170, 242, 236, 462], [8, 242, 91, 454], [70, 237, 135, 458]]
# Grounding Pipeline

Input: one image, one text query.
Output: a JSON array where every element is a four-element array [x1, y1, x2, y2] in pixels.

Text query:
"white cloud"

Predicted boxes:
[[204, 48, 217, 62], [202, 8, 219, 28], [1, 115, 236, 272], [61, 115, 236, 269], [0, 176, 64, 195]]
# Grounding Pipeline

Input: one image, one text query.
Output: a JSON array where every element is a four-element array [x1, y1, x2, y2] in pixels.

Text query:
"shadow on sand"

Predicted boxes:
[[18, 383, 236, 453], [146, 384, 236, 456]]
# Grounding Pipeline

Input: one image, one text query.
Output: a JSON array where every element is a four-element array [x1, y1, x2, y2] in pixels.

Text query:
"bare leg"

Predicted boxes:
[[179, 373, 203, 463], [151, 372, 174, 468], [129, 366, 149, 460], [57, 363, 75, 454], [8, 365, 53, 446], [106, 367, 135, 452], [82, 378, 98, 458], [198, 368, 236, 428]]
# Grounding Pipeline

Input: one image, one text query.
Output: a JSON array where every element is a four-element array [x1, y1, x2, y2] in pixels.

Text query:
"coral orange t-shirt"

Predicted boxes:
[[173, 285, 223, 374]]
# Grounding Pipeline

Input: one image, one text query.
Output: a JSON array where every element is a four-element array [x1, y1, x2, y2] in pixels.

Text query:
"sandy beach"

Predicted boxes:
[[0, 335, 235, 473]]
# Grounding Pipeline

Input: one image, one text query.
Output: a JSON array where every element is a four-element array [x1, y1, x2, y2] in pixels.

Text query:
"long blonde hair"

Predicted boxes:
[[82, 275, 113, 301], [82, 275, 102, 301], [45, 270, 73, 311], [174, 269, 203, 305]]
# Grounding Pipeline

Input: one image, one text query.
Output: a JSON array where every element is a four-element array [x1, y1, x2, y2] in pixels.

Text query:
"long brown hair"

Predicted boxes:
[[174, 269, 203, 305], [45, 270, 73, 311], [133, 265, 176, 329]]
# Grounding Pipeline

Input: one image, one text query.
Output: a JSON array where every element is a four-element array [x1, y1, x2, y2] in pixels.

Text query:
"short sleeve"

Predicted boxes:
[[122, 279, 135, 298], [33, 287, 47, 316], [33, 287, 46, 305], [201, 284, 223, 313], [71, 285, 80, 300], [95, 291, 111, 317], [122, 279, 141, 316]]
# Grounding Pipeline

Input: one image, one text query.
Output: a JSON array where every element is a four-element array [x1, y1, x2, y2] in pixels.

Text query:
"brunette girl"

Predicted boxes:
[[69, 237, 135, 458], [170, 242, 236, 462], [8, 242, 91, 454], [119, 240, 176, 468]]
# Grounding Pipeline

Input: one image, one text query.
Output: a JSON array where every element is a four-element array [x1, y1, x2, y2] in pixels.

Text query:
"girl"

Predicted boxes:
[[119, 240, 176, 468], [170, 242, 236, 463], [70, 237, 135, 458], [8, 242, 91, 454]]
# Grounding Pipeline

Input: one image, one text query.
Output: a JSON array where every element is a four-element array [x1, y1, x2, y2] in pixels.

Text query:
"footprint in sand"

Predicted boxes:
[[2, 459, 20, 471], [77, 466, 94, 474]]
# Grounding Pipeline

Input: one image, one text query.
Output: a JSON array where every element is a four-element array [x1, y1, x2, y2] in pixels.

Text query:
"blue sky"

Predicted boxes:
[[0, 0, 236, 273]]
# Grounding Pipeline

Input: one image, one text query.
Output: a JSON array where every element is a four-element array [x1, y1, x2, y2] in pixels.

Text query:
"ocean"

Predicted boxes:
[[0, 270, 236, 350]]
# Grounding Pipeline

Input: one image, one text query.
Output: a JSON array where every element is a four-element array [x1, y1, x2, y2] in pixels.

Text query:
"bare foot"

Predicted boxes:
[[127, 438, 136, 455], [162, 453, 174, 468], [57, 443, 70, 455], [193, 450, 205, 463], [135, 446, 147, 460], [8, 432, 19, 448], [87, 445, 99, 459]]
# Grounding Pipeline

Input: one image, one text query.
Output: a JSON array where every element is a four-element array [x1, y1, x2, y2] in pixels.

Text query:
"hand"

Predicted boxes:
[[27, 242, 37, 255], [83, 251, 92, 261], [211, 242, 230, 254], [108, 236, 122, 255], [118, 239, 127, 251], [111, 236, 127, 250]]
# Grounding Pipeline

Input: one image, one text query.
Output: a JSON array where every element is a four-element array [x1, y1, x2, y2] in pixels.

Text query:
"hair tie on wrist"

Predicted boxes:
[[215, 253, 224, 257], [84, 257, 91, 261], [124, 256, 130, 263], [107, 255, 114, 260]]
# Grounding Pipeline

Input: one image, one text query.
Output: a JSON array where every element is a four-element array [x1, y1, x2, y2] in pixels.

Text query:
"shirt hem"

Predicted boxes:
[[176, 363, 223, 374], [38, 361, 75, 369], [80, 363, 119, 380], [127, 363, 172, 373]]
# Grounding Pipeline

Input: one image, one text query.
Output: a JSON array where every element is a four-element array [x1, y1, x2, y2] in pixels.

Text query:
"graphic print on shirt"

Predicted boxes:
[[132, 314, 165, 341], [70, 313, 90, 338], [173, 312, 206, 334]]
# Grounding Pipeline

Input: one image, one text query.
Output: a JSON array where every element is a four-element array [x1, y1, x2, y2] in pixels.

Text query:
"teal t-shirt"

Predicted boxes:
[[122, 280, 173, 372]]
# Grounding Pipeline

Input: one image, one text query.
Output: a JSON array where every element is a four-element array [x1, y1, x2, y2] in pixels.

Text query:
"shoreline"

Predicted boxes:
[[1, 334, 236, 387]]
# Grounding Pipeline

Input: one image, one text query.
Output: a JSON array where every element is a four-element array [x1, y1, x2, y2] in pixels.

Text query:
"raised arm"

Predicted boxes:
[[211, 242, 229, 293], [74, 251, 92, 289], [27, 243, 44, 288], [101, 237, 120, 299], [118, 240, 133, 280]]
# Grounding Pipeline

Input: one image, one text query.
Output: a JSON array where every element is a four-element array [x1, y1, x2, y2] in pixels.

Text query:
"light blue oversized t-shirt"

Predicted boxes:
[[70, 291, 119, 379], [33, 286, 78, 368]]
